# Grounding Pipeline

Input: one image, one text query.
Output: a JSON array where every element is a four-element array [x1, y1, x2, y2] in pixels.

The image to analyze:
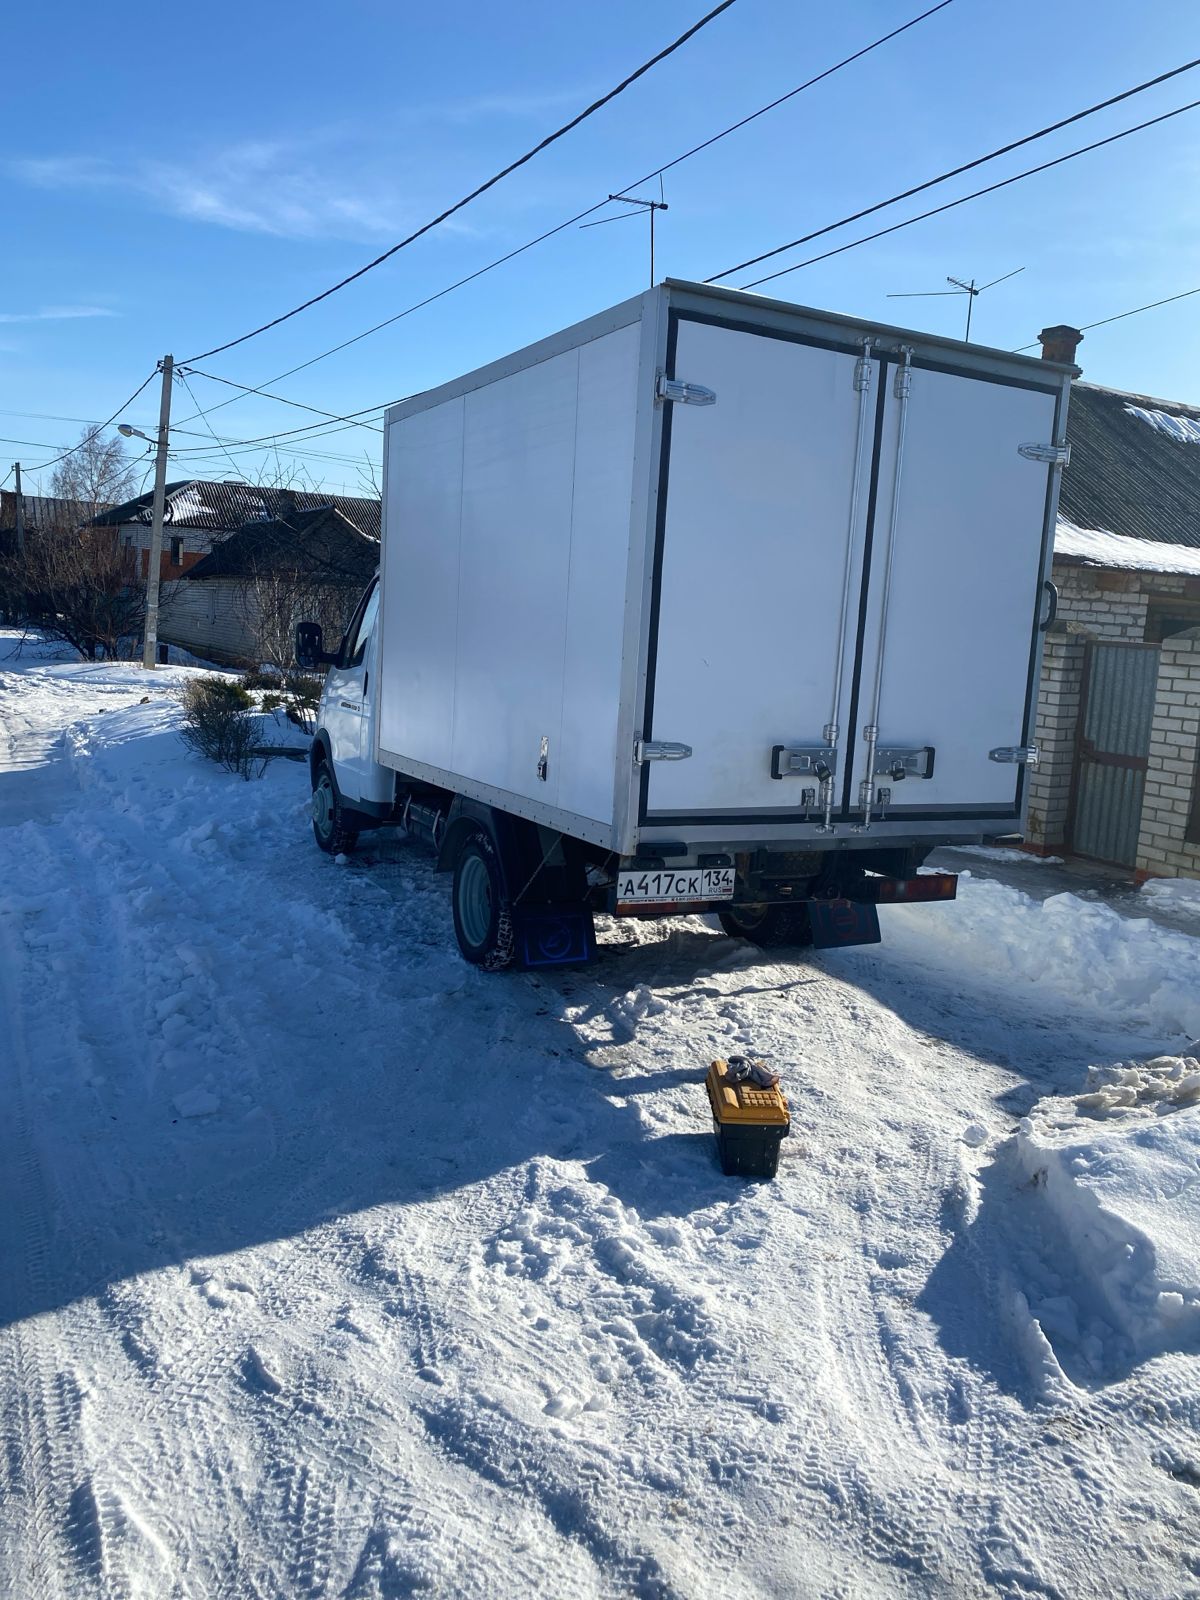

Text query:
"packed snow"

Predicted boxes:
[[1141, 875, 1200, 920], [3, 630, 1200, 1598], [1054, 516, 1200, 577]]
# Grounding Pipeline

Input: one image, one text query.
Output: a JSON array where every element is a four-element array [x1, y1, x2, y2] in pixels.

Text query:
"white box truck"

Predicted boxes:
[[297, 279, 1074, 969]]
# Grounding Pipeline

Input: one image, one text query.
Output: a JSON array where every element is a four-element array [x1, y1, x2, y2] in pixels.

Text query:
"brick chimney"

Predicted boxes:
[[1038, 324, 1083, 367]]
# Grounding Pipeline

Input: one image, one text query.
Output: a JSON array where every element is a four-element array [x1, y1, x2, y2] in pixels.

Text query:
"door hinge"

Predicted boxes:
[[656, 374, 716, 407], [770, 744, 837, 781], [635, 738, 693, 764], [1018, 442, 1071, 467], [989, 744, 1040, 765]]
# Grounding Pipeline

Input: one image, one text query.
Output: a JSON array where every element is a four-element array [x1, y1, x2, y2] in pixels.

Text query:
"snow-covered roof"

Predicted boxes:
[[1062, 382, 1200, 551], [1054, 518, 1200, 577]]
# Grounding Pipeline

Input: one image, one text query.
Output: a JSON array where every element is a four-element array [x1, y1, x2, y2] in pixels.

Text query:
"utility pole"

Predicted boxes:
[[13, 461, 23, 557], [141, 355, 173, 669]]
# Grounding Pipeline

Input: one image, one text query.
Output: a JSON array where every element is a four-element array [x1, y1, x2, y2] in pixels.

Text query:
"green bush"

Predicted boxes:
[[239, 666, 281, 692], [179, 676, 264, 778]]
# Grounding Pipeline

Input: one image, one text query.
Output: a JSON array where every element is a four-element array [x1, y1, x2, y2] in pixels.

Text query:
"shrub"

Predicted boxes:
[[179, 676, 265, 778], [239, 666, 280, 692], [282, 670, 323, 735]]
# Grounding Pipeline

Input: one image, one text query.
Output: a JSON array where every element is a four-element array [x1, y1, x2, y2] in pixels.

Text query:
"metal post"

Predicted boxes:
[[142, 355, 173, 670], [13, 461, 24, 557], [818, 339, 874, 834], [858, 346, 914, 830]]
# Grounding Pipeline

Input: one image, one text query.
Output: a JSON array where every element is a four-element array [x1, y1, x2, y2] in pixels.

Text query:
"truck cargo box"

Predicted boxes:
[[377, 280, 1073, 859]]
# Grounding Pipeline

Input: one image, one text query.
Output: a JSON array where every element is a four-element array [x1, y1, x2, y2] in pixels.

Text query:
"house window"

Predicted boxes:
[[169, 537, 183, 566], [1189, 748, 1200, 847], [1145, 596, 1200, 643]]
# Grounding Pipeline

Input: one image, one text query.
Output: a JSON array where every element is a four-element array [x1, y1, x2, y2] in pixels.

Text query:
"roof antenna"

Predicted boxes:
[[580, 185, 669, 288], [887, 266, 1024, 342]]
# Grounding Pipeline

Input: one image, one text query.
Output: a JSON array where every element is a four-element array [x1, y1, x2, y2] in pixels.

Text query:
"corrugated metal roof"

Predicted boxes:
[[0, 491, 102, 531], [185, 505, 379, 583], [1062, 383, 1200, 550], [92, 480, 381, 540]]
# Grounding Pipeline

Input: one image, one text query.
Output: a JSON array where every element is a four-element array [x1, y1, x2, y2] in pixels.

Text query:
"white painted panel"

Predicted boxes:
[[647, 319, 868, 816], [452, 348, 580, 806], [848, 367, 1056, 812], [557, 323, 641, 825], [378, 397, 464, 770]]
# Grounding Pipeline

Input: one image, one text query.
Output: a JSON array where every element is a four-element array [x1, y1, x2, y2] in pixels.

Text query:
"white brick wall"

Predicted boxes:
[[1136, 626, 1200, 881]]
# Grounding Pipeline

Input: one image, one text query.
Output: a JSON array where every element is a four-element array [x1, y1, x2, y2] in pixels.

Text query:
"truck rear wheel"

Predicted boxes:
[[452, 832, 515, 970], [311, 759, 359, 856], [718, 902, 813, 949]]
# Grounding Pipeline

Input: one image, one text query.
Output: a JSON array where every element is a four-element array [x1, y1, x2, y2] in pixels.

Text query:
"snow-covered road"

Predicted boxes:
[[2, 631, 1200, 1599]]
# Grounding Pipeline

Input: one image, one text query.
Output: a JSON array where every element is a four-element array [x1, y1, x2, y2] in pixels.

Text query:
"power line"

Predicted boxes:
[[737, 94, 1200, 291], [180, 367, 384, 432], [181, 0, 740, 364], [23, 371, 159, 472], [177, 369, 253, 483], [707, 55, 1200, 284], [166, 399, 400, 457], [1013, 285, 1200, 351], [172, 0, 956, 433]]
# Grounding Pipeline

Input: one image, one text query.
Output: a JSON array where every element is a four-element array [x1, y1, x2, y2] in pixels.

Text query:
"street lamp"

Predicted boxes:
[[119, 353, 174, 668]]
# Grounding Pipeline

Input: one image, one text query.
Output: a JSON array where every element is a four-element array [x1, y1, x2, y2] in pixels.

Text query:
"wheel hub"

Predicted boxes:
[[312, 777, 334, 837]]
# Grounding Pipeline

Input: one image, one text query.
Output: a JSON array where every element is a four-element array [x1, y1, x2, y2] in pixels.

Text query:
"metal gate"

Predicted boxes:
[[1068, 641, 1159, 867]]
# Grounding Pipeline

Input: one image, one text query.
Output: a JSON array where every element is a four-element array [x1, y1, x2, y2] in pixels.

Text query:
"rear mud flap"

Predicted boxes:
[[807, 899, 881, 950]]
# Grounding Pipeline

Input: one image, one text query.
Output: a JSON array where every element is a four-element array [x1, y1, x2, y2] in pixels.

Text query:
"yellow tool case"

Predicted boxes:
[[706, 1060, 790, 1179]]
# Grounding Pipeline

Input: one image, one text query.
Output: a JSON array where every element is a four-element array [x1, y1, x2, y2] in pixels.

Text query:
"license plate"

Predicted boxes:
[[615, 866, 735, 907]]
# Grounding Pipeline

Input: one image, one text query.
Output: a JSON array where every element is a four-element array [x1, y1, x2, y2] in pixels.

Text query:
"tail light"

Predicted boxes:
[[861, 872, 958, 904]]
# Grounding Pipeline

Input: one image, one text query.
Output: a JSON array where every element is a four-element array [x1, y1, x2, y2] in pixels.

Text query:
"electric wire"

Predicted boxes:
[[177, 369, 255, 483], [707, 55, 1200, 283], [180, 368, 384, 432], [23, 371, 158, 472], [166, 401, 399, 457], [736, 95, 1200, 290], [181, 0, 740, 364], [170, 0, 957, 434], [1013, 285, 1200, 351]]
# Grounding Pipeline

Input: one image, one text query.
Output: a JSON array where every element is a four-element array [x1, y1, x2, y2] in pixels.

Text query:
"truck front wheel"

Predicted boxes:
[[311, 759, 359, 856], [718, 902, 813, 949], [452, 832, 515, 970]]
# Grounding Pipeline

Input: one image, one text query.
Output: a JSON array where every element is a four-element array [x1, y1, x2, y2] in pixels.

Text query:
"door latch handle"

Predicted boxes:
[[635, 739, 692, 763]]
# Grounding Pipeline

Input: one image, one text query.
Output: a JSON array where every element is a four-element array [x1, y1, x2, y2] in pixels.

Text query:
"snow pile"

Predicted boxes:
[[941, 844, 1063, 866], [1011, 1056, 1200, 1382], [1054, 517, 1200, 577], [1141, 875, 1200, 920], [882, 876, 1200, 1039]]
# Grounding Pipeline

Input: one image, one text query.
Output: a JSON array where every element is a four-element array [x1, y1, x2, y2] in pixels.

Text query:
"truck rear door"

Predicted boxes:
[[841, 356, 1060, 827], [638, 310, 1064, 836], [640, 314, 875, 828]]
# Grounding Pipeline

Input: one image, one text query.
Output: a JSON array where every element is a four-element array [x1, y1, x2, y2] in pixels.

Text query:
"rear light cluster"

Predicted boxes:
[[861, 872, 958, 904]]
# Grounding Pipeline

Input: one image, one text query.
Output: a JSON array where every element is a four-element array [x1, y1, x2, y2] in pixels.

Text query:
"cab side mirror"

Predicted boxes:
[[295, 621, 336, 671]]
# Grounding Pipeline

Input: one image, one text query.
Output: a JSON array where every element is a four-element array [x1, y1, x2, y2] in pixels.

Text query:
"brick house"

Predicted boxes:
[[1026, 327, 1200, 879], [164, 503, 379, 666], [89, 480, 380, 585]]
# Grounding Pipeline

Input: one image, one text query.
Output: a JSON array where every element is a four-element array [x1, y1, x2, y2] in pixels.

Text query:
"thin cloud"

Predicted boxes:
[[9, 139, 482, 242], [0, 305, 119, 324]]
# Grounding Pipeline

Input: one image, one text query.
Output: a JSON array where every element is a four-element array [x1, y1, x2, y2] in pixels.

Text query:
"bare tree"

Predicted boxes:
[[0, 506, 177, 660], [49, 427, 141, 519]]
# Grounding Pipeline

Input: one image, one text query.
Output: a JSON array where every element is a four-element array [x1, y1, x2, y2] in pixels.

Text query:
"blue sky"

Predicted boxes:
[[4, 0, 1199, 495]]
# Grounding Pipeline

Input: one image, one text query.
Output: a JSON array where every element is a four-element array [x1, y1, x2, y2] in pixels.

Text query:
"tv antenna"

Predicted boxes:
[[887, 266, 1024, 342], [580, 182, 669, 287]]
